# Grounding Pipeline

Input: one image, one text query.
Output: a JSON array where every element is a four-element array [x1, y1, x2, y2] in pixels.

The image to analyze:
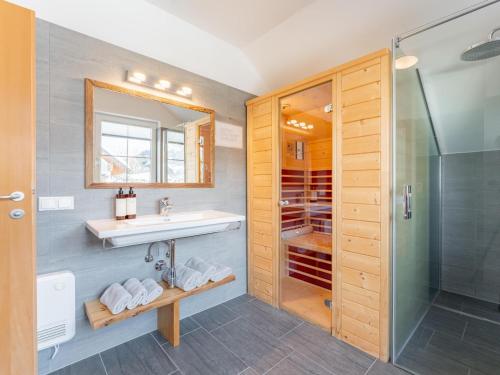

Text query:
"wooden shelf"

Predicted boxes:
[[283, 232, 332, 254], [85, 275, 235, 330]]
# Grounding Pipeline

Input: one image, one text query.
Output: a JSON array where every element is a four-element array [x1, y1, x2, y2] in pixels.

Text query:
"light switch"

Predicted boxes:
[[39, 196, 74, 211], [39, 197, 57, 210], [58, 197, 74, 209]]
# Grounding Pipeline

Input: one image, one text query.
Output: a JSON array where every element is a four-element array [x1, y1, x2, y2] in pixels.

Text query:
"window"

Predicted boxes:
[[165, 130, 185, 183], [95, 113, 158, 183]]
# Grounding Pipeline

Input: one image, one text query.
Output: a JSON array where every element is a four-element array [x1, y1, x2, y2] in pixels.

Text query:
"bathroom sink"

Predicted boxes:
[[125, 212, 207, 226], [125, 217, 172, 226], [86, 210, 245, 248]]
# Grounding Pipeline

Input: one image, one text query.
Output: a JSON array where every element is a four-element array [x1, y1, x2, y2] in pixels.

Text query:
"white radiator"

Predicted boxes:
[[37, 271, 75, 351]]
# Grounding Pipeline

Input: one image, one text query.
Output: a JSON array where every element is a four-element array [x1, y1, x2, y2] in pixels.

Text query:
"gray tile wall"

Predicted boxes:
[[36, 20, 253, 374], [441, 150, 500, 304]]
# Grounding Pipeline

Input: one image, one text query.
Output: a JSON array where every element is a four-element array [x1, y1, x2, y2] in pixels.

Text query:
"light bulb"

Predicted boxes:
[[158, 80, 171, 88], [132, 72, 146, 82], [181, 86, 192, 95], [395, 55, 418, 70]]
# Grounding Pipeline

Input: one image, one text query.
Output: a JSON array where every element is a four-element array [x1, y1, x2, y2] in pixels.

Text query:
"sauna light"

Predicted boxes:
[[395, 55, 418, 70], [299, 122, 306, 127], [307, 124, 314, 129], [290, 120, 297, 124], [294, 123, 300, 127]]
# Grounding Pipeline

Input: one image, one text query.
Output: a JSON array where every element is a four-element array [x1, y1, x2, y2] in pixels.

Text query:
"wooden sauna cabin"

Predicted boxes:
[[246, 49, 391, 361]]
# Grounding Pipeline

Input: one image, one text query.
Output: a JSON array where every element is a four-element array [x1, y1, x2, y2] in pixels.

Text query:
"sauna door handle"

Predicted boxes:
[[279, 200, 289, 207]]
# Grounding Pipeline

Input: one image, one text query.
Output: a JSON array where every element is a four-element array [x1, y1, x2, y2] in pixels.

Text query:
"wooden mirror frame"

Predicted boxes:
[[85, 79, 215, 188]]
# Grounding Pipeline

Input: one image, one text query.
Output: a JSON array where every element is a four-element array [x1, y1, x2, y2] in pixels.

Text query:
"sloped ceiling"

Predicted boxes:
[[400, 1, 500, 154], [9, 0, 486, 97]]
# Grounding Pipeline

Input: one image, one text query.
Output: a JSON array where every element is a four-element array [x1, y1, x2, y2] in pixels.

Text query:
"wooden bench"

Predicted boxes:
[[85, 275, 235, 347]]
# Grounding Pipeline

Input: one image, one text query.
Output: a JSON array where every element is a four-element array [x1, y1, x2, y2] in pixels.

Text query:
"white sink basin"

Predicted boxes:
[[86, 210, 245, 248], [125, 212, 207, 227], [125, 217, 172, 226]]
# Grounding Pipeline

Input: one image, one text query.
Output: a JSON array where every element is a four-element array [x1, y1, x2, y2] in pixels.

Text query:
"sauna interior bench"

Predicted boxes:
[[84, 274, 236, 347], [283, 232, 332, 254]]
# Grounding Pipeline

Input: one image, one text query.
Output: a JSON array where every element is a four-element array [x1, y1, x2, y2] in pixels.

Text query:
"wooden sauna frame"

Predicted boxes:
[[246, 49, 391, 360]]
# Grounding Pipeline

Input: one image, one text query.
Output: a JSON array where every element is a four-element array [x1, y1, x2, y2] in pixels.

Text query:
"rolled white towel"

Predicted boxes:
[[141, 278, 163, 305], [209, 263, 232, 282], [123, 278, 148, 310], [100, 283, 132, 315], [163, 264, 203, 292], [185, 257, 216, 286]]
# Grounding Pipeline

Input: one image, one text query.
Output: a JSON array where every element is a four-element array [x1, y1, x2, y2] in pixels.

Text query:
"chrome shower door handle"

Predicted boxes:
[[278, 200, 289, 207], [0, 191, 24, 201], [403, 185, 412, 220]]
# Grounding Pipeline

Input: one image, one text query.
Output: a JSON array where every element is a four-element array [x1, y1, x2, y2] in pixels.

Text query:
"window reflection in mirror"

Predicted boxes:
[[86, 80, 214, 187]]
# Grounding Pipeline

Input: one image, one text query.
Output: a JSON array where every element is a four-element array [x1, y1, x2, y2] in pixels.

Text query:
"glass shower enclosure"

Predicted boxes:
[[392, 47, 441, 359], [392, 2, 500, 374]]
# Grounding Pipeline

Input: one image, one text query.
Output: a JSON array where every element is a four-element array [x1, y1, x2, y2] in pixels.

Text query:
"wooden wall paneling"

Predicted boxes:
[[247, 49, 391, 361], [336, 54, 390, 360], [247, 97, 279, 307], [271, 96, 280, 307], [379, 51, 391, 362], [331, 75, 338, 335]]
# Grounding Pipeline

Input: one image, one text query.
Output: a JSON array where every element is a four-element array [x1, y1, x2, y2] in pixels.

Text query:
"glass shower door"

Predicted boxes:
[[393, 49, 441, 362]]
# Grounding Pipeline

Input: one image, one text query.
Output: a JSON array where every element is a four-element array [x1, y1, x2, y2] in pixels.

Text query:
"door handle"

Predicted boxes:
[[279, 200, 289, 207], [0, 191, 24, 201], [403, 185, 412, 220]]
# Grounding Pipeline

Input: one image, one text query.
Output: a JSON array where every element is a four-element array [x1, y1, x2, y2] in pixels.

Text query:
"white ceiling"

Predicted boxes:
[[8, 0, 489, 97], [400, 1, 500, 154], [143, 0, 485, 92], [145, 0, 315, 48]]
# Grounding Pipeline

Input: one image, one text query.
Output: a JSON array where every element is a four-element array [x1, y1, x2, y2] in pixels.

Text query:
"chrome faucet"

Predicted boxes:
[[160, 197, 173, 216]]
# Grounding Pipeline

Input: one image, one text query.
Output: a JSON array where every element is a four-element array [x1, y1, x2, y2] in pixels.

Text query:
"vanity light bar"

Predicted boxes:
[[125, 71, 192, 99]]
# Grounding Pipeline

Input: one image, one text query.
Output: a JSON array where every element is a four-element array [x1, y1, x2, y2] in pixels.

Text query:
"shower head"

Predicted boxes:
[[461, 27, 500, 61]]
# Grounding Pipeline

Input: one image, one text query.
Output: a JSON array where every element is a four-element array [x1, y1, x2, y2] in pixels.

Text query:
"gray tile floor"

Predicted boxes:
[[397, 292, 500, 375], [50, 294, 408, 375]]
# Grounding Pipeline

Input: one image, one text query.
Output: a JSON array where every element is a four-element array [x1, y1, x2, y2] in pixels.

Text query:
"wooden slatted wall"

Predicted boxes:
[[246, 49, 391, 360], [336, 55, 390, 360], [247, 99, 278, 305]]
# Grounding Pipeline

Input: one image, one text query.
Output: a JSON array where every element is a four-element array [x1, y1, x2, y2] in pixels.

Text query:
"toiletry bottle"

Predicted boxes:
[[126, 187, 137, 219], [115, 188, 127, 220]]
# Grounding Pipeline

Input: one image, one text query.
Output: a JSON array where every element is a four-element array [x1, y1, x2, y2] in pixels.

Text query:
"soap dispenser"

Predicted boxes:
[[115, 188, 127, 220], [126, 187, 137, 219]]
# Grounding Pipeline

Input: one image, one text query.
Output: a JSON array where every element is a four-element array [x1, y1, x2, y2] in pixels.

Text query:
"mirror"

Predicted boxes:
[[85, 79, 215, 188]]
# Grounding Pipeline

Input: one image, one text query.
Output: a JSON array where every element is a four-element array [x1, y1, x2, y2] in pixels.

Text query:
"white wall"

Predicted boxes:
[[9, 0, 266, 94]]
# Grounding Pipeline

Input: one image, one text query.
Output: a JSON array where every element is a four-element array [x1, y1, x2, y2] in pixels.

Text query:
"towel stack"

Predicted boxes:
[[100, 278, 163, 315], [162, 257, 232, 292]]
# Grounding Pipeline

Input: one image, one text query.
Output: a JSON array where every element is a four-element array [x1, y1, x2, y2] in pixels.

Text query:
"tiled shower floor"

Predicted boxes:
[[397, 291, 500, 375], [49, 294, 407, 375]]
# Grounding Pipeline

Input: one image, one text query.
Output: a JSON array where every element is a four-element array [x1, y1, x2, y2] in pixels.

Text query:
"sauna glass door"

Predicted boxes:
[[279, 81, 333, 330]]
